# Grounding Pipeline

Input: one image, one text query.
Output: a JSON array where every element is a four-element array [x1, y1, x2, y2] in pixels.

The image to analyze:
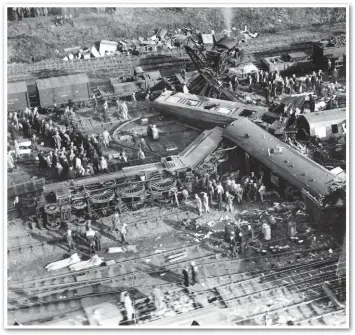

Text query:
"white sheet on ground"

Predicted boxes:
[[45, 253, 81, 272], [69, 255, 103, 271]]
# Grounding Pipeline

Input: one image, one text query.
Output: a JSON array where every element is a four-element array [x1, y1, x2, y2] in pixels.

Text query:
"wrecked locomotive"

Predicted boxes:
[[11, 127, 225, 230]]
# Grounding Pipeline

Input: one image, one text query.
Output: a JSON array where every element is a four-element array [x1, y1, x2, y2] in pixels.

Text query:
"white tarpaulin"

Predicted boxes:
[[69, 255, 103, 271], [45, 253, 81, 272]]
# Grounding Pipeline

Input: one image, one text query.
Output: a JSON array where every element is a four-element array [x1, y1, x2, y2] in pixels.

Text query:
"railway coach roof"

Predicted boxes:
[[154, 91, 268, 117], [299, 108, 346, 126], [36, 74, 89, 90], [8, 81, 27, 94], [224, 118, 339, 198]]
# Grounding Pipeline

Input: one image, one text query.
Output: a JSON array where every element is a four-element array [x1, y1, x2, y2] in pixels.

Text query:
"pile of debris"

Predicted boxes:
[[137, 289, 196, 324], [329, 33, 346, 47], [61, 25, 258, 61]]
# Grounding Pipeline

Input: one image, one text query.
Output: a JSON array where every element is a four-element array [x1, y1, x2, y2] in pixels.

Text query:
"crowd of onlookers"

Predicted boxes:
[[171, 171, 270, 216], [7, 105, 130, 180], [226, 65, 341, 106]]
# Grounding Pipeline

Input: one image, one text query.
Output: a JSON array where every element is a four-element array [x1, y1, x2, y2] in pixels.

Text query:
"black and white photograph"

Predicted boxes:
[[4, 3, 349, 328]]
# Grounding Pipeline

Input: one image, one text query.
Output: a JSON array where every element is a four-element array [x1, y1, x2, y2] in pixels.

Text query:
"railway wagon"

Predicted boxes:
[[261, 51, 314, 74], [36, 73, 91, 108], [109, 79, 141, 96], [312, 41, 346, 70], [109, 71, 162, 96], [7, 81, 30, 112]]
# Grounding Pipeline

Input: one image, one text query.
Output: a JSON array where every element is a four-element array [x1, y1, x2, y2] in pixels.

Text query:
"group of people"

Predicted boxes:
[[182, 261, 204, 287], [36, 125, 115, 179], [226, 67, 341, 106], [11, 7, 48, 20], [224, 221, 256, 257], [91, 94, 130, 123], [65, 220, 102, 254], [65, 212, 129, 255], [8, 107, 40, 141], [191, 171, 267, 215]]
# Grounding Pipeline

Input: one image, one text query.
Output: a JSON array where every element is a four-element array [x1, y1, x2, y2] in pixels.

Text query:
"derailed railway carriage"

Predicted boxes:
[[223, 118, 345, 223]]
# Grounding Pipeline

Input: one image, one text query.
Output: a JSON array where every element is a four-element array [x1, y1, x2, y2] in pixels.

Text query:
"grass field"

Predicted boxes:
[[7, 7, 346, 64]]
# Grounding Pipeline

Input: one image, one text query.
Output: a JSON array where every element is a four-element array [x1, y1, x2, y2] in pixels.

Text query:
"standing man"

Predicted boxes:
[[102, 129, 111, 148], [264, 83, 270, 105], [116, 99, 121, 116], [308, 94, 315, 113], [258, 183, 266, 203], [332, 67, 338, 83], [86, 227, 96, 254], [190, 261, 204, 287], [182, 265, 190, 287], [103, 100, 109, 122], [194, 194, 203, 216], [317, 69, 324, 82], [137, 148, 145, 161], [207, 180, 214, 204], [14, 196, 22, 217], [201, 192, 210, 214], [230, 231, 237, 258], [269, 215, 277, 238], [66, 229, 75, 252], [225, 191, 234, 212], [111, 211, 120, 241], [131, 92, 137, 107], [53, 132, 62, 150], [235, 184, 243, 204], [94, 231, 102, 251], [327, 59, 332, 76], [120, 222, 129, 244], [236, 231, 245, 255], [216, 182, 224, 211], [243, 224, 254, 254], [121, 101, 128, 120], [92, 94, 98, 113]]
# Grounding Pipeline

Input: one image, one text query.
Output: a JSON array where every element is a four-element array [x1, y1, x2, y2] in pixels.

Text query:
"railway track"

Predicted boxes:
[[138, 254, 344, 326], [8, 242, 340, 325], [7, 38, 318, 85], [7, 208, 192, 254]]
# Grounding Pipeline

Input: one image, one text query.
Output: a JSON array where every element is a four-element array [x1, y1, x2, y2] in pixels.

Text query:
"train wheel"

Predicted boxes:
[[46, 218, 62, 231]]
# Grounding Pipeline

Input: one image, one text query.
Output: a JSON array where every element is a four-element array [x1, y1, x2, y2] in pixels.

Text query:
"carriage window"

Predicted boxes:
[[331, 124, 338, 133], [218, 107, 235, 114], [186, 100, 199, 106], [167, 96, 181, 103]]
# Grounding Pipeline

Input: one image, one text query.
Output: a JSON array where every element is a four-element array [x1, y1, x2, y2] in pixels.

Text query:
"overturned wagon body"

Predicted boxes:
[[7, 81, 30, 112], [36, 74, 91, 108], [109, 71, 162, 96], [261, 52, 313, 73], [312, 40, 346, 69]]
